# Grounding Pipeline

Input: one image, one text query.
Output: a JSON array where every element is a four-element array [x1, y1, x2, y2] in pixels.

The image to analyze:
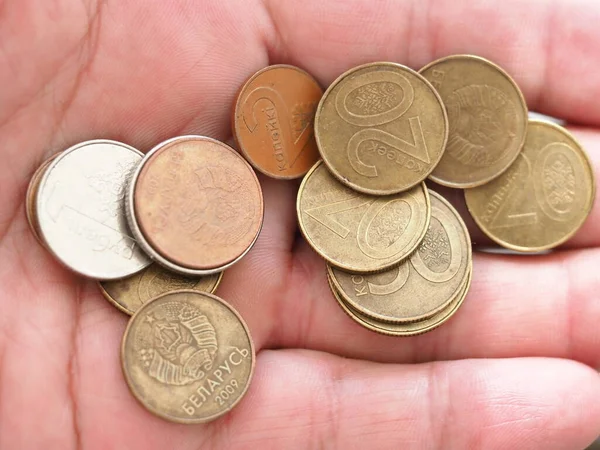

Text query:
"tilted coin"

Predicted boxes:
[[121, 290, 255, 423], [99, 264, 223, 315], [297, 161, 431, 273], [328, 264, 472, 336], [233, 64, 323, 179], [420, 55, 528, 188], [328, 190, 471, 323], [26, 153, 61, 244], [465, 120, 596, 251], [36, 140, 151, 279], [315, 62, 448, 195], [127, 136, 264, 276]]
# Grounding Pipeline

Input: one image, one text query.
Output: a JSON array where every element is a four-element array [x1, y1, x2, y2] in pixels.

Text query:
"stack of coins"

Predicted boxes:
[[26, 56, 596, 424], [27, 137, 262, 424]]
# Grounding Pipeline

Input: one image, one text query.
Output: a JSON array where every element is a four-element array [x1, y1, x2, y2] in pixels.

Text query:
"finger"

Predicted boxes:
[[265, 0, 600, 126], [431, 126, 600, 249], [257, 243, 600, 368], [70, 345, 600, 450]]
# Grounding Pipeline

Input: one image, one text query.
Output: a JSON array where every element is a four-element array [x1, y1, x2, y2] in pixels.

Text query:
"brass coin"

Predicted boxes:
[[465, 120, 596, 251], [297, 161, 431, 273], [127, 136, 264, 275], [121, 290, 255, 424], [328, 190, 471, 323], [232, 64, 323, 179], [328, 264, 472, 336], [420, 55, 528, 188], [99, 264, 223, 315], [315, 62, 448, 195], [26, 153, 61, 244]]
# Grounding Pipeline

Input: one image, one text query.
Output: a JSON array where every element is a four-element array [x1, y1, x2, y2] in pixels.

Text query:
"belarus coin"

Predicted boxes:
[[328, 264, 472, 336], [99, 264, 223, 315], [420, 55, 528, 188], [297, 161, 430, 273], [465, 120, 596, 251], [26, 153, 61, 244], [328, 190, 471, 323], [315, 62, 448, 195], [127, 136, 264, 276], [121, 290, 255, 424], [233, 64, 323, 179], [36, 140, 151, 279]]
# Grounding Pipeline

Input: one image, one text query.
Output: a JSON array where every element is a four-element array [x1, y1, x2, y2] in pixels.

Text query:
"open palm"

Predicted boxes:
[[2, 1, 600, 449]]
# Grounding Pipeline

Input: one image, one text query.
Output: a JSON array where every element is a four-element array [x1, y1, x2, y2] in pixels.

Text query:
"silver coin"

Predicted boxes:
[[528, 111, 565, 126], [36, 140, 152, 279]]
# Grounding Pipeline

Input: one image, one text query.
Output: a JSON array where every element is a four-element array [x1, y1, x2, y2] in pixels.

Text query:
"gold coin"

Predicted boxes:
[[465, 120, 596, 251], [315, 62, 448, 195], [121, 290, 255, 424], [297, 160, 431, 273], [328, 264, 472, 336], [99, 264, 223, 315], [25, 153, 61, 244], [420, 55, 528, 188], [328, 190, 471, 323]]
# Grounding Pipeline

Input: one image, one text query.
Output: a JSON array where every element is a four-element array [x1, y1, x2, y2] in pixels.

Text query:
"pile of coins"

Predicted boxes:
[[26, 56, 595, 424]]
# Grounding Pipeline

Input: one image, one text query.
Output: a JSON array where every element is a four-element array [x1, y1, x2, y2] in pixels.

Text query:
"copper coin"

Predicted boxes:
[[232, 64, 323, 179], [26, 153, 61, 244], [465, 120, 596, 251], [328, 190, 472, 323], [297, 160, 431, 273], [328, 263, 472, 336], [36, 140, 152, 279], [121, 290, 255, 423], [99, 264, 223, 315], [420, 55, 528, 188], [127, 136, 264, 275], [315, 62, 448, 195]]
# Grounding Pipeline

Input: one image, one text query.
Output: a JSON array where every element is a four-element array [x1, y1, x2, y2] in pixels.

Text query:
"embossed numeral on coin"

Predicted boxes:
[[305, 197, 373, 238], [242, 87, 313, 170], [335, 70, 431, 178], [488, 154, 538, 229]]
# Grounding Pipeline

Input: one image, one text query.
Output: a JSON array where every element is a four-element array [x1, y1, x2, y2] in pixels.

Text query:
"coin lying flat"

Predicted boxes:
[[315, 62, 448, 195], [328, 264, 472, 336], [35, 140, 151, 279], [297, 161, 431, 273], [420, 55, 528, 188], [233, 64, 323, 179], [99, 264, 223, 315], [26, 153, 61, 244], [465, 120, 596, 251], [328, 190, 471, 323], [121, 290, 255, 424], [127, 136, 264, 276]]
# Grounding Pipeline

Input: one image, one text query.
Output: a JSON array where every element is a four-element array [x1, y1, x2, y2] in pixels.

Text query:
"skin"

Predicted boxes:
[[1, 0, 600, 448]]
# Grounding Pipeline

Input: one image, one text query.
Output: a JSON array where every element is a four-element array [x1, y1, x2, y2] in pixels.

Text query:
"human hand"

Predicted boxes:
[[1, 1, 600, 448]]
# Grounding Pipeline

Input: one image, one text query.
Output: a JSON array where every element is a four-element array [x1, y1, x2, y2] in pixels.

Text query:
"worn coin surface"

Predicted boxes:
[[128, 136, 264, 275], [328, 190, 471, 322], [122, 290, 255, 423], [233, 64, 323, 179], [297, 161, 430, 273], [36, 140, 151, 279], [26, 153, 61, 244], [328, 264, 472, 336], [99, 264, 223, 315], [420, 55, 528, 188], [315, 62, 448, 195], [465, 120, 596, 251]]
